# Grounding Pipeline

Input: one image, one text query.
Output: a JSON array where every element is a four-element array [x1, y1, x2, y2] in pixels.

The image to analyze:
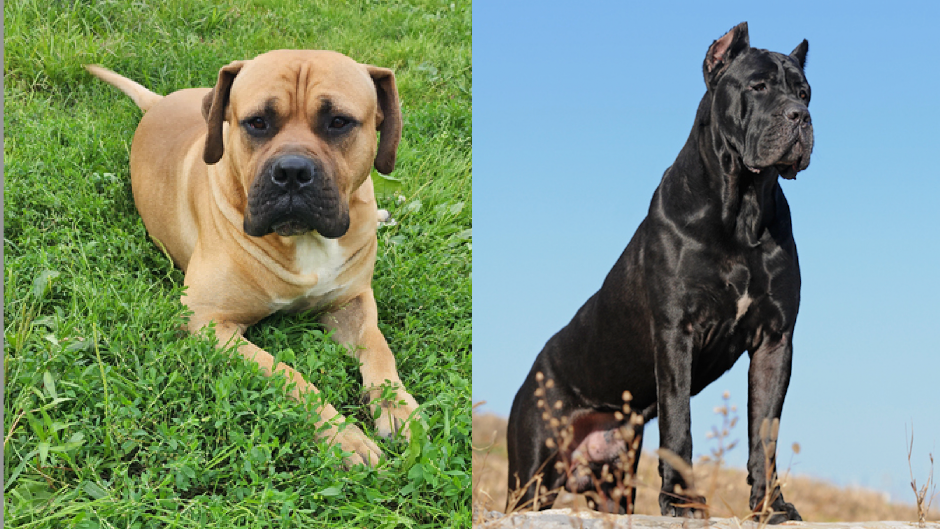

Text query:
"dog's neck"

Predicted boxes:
[[671, 96, 784, 247], [729, 170, 781, 247]]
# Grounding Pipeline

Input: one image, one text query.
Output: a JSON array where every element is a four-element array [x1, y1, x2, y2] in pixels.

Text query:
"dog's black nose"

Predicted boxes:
[[271, 155, 315, 189], [785, 105, 811, 125]]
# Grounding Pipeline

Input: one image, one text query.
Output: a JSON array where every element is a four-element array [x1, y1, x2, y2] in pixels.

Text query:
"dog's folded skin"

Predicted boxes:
[[507, 23, 810, 523], [87, 50, 420, 469]]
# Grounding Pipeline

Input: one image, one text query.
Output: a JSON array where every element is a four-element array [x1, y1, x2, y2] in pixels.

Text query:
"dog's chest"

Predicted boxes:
[[294, 235, 345, 277], [717, 259, 756, 323], [704, 252, 790, 348], [269, 236, 353, 311]]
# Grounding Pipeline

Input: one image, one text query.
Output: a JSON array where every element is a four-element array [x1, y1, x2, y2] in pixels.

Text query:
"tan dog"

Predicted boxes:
[[86, 50, 419, 467]]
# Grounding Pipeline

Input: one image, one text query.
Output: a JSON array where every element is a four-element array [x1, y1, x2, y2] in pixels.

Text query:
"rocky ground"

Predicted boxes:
[[473, 508, 940, 529]]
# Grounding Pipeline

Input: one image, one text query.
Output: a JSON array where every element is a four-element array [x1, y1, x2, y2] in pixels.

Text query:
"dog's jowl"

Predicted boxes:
[[87, 50, 419, 469], [507, 22, 811, 523]]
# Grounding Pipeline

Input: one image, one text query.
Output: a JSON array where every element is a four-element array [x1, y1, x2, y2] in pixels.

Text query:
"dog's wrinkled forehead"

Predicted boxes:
[[729, 49, 808, 88], [723, 48, 806, 85], [230, 50, 377, 119]]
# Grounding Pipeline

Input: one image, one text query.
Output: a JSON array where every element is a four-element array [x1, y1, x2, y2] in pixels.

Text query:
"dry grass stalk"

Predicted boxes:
[[698, 391, 740, 516], [907, 425, 937, 527], [506, 373, 647, 515]]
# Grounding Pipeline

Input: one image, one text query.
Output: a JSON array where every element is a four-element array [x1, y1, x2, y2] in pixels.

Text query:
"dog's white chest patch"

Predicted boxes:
[[270, 235, 349, 311], [735, 292, 752, 323], [293, 235, 342, 276], [295, 235, 347, 297]]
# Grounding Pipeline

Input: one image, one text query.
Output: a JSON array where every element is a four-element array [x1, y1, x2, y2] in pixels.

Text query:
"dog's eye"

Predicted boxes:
[[246, 117, 268, 131], [329, 117, 351, 130], [799, 90, 808, 100], [751, 82, 767, 92]]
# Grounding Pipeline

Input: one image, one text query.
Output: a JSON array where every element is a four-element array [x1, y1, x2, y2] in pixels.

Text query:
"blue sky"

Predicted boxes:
[[472, 1, 940, 502]]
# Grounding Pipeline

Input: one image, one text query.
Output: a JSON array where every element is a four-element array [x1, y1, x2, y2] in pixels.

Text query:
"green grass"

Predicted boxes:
[[3, 0, 471, 526]]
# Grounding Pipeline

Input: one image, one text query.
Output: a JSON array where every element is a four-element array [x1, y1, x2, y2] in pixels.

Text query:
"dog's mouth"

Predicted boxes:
[[245, 201, 350, 239], [775, 138, 810, 180], [271, 218, 314, 237], [746, 159, 803, 180], [745, 136, 811, 180], [774, 162, 801, 180], [243, 155, 351, 239]]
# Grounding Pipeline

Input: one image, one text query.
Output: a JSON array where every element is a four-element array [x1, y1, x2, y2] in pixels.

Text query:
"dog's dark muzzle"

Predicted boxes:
[[243, 154, 350, 238], [746, 102, 813, 180], [776, 104, 813, 179]]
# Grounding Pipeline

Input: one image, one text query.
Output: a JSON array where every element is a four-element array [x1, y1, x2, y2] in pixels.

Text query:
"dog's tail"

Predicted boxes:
[[84, 65, 163, 112]]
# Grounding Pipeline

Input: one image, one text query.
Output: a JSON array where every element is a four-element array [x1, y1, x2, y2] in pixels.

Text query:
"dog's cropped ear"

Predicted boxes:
[[202, 60, 246, 165], [790, 39, 809, 69], [704, 21, 750, 86], [365, 66, 402, 175]]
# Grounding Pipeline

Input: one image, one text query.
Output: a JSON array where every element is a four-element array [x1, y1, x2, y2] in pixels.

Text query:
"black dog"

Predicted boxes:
[[507, 22, 811, 523]]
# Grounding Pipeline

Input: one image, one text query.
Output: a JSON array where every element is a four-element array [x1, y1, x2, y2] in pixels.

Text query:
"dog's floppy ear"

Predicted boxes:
[[704, 22, 750, 86], [202, 60, 246, 165], [365, 65, 402, 175], [790, 39, 809, 69]]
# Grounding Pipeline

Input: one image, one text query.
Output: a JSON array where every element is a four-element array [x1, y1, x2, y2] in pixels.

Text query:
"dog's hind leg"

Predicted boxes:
[[506, 369, 566, 512], [506, 407, 562, 511]]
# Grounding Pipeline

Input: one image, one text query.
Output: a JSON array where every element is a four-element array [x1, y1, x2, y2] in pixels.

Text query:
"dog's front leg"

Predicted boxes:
[[196, 317, 383, 468], [320, 289, 420, 439], [654, 327, 707, 518], [746, 331, 801, 522]]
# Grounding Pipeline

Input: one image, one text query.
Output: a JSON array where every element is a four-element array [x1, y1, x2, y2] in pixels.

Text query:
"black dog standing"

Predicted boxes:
[[507, 22, 812, 523]]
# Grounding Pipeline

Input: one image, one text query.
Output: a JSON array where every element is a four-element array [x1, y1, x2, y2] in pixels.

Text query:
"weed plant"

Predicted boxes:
[[907, 426, 936, 527], [504, 374, 645, 517], [4, 0, 471, 527]]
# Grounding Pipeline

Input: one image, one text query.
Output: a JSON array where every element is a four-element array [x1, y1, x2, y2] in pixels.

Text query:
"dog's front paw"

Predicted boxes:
[[367, 384, 420, 439], [660, 494, 708, 519], [759, 500, 802, 524], [328, 422, 383, 468]]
